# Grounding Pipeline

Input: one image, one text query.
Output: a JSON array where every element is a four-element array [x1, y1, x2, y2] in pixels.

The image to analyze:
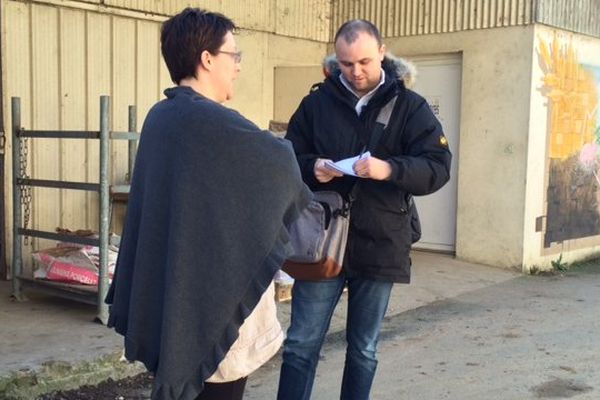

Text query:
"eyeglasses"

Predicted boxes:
[[216, 50, 242, 63]]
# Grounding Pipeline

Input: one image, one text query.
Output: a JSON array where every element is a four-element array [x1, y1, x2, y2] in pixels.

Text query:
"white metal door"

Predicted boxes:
[[410, 54, 462, 252]]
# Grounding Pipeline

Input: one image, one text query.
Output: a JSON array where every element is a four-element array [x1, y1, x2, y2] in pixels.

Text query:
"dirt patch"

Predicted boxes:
[[37, 372, 153, 400], [532, 377, 593, 398]]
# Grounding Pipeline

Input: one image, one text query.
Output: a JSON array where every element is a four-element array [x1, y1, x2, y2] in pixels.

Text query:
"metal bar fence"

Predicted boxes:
[[11, 95, 139, 324]]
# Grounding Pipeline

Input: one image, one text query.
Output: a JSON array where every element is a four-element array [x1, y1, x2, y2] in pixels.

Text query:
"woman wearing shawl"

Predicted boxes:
[[105, 8, 311, 400]]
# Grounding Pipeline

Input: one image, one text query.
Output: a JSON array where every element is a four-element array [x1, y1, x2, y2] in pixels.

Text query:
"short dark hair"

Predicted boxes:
[[161, 8, 236, 84], [334, 19, 382, 47]]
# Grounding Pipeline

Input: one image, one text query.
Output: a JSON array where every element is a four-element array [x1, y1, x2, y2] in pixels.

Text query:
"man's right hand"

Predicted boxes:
[[314, 158, 343, 183]]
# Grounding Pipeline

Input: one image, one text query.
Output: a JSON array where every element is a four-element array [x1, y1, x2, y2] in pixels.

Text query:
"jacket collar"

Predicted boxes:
[[322, 66, 398, 112]]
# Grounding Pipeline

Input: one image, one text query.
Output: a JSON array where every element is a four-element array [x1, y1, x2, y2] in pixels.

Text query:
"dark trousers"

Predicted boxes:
[[196, 377, 248, 400]]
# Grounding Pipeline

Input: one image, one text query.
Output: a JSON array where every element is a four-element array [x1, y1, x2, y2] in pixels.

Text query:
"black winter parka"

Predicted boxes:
[[285, 57, 452, 283]]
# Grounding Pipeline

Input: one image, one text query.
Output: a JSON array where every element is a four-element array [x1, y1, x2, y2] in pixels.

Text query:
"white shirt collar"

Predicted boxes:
[[339, 69, 386, 116]]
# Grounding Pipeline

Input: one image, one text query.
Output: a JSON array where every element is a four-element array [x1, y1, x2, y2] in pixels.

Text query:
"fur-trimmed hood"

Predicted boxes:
[[322, 52, 417, 89]]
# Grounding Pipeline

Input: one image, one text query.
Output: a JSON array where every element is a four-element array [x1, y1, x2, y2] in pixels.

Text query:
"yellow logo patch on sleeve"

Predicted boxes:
[[439, 135, 448, 147]]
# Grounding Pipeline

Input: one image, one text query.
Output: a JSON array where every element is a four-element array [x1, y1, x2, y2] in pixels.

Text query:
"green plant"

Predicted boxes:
[[528, 265, 540, 275], [551, 253, 569, 272]]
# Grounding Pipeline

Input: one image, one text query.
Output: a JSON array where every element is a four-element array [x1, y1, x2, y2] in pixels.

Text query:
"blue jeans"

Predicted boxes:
[[277, 274, 393, 400]]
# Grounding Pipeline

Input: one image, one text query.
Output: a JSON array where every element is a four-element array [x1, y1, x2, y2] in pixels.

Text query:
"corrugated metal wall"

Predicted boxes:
[[105, 0, 274, 31], [98, 0, 600, 40], [331, 0, 534, 37], [104, 0, 331, 41], [275, 0, 331, 41], [535, 0, 600, 38]]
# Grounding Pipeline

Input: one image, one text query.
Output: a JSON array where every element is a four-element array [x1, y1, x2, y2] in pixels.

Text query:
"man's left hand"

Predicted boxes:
[[353, 156, 392, 180]]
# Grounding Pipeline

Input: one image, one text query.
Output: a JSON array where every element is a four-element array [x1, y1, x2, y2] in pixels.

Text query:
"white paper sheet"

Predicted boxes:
[[324, 151, 371, 177]]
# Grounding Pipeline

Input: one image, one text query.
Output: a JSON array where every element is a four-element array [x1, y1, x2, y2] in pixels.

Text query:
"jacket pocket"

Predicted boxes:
[[347, 227, 411, 269], [351, 202, 410, 239]]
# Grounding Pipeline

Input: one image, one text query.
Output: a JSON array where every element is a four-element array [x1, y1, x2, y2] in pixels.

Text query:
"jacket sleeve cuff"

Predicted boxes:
[[302, 157, 320, 187], [387, 158, 403, 183]]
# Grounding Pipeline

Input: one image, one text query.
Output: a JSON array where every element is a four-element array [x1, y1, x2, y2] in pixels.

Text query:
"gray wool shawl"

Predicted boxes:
[[106, 86, 311, 400]]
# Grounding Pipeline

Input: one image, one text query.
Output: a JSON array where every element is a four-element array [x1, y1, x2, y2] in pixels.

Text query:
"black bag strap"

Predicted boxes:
[[375, 95, 415, 208], [375, 95, 416, 210], [370, 95, 397, 148]]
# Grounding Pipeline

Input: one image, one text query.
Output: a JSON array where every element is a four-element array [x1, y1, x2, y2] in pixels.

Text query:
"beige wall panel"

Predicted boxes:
[[226, 31, 328, 128], [104, 0, 174, 15], [267, 34, 328, 126], [105, 0, 275, 32], [417, 0, 426, 34], [105, 0, 220, 16], [267, 33, 327, 63], [226, 31, 268, 127], [105, 18, 162, 235], [154, 16, 172, 93], [273, 66, 323, 123], [469, 0, 480, 29], [414, 1, 427, 35], [436, 0, 445, 32], [453, 0, 460, 30], [85, 12, 111, 231], [275, 0, 330, 42], [220, 0, 273, 32], [493, 0, 503, 26], [397, 0, 407, 35], [509, 0, 519, 26], [159, 56, 172, 96], [482, 0, 490, 29], [156, 15, 172, 94], [473, 0, 482, 29], [387, 0, 398, 35], [412, 0, 420, 34], [135, 20, 160, 140], [104, 0, 331, 39], [523, 0, 531, 29], [4, 0, 33, 269], [384, 26, 534, 268], [111, 17, 135, 188], [260, 53, 275, 129], [9, 0, 331, 41], [441, 0, 450, 32], [59, 8, 87, 231], [30, 4, 60, 250], [503, 0, 513, 26], [331, 0, 534, 37]]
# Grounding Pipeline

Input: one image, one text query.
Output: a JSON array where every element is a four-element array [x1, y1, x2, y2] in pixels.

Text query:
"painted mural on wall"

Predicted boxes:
[[538, 37, 600, 248]]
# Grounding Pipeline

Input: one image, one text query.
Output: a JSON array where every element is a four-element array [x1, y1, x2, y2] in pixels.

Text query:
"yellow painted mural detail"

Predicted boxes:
[[538, 37, 598, 160]]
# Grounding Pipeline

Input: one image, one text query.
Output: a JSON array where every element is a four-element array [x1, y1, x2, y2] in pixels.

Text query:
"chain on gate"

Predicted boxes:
[[18, 131, 32, 245]]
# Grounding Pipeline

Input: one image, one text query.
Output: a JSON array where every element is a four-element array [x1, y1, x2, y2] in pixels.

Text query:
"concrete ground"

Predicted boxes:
[[246, 257, 600, 400], [1, 251, 577, 399]]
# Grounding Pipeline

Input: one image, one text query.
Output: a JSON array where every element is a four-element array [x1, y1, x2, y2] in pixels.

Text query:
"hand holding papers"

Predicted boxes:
[[324, 151, 371, 177]]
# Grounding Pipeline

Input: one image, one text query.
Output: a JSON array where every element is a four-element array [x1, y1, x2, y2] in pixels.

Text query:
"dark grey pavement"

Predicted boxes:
[[246, 258, 600, 400]]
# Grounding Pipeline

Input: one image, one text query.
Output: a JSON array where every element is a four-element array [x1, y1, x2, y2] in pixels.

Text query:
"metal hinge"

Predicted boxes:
[[0, 131, 5, 154]]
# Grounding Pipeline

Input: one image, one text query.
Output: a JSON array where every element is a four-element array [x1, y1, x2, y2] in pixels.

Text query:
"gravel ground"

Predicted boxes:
[[37, 373, 153, 400]]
